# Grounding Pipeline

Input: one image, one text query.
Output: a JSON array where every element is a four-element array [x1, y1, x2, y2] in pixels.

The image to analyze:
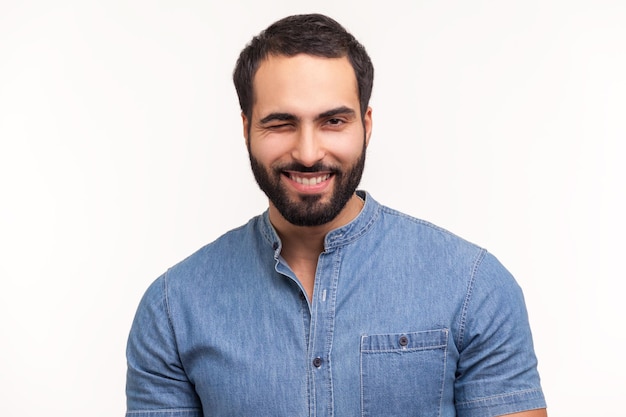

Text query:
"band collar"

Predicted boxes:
[[261, 190, 380, 255]]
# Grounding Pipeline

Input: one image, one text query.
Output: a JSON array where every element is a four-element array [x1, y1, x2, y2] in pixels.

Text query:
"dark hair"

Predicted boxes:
[[233, 14, 374, 121]]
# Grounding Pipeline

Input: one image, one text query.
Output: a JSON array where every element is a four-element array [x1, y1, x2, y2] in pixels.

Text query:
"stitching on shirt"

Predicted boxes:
[[259, 212, 277, 248], [438, 330, 448, 417], [326, 202, 381, 249], [126, 408, 201, 413], [162, 273, 176, 340], [379, 206, 480, 247], [361, 345, 447, 354], [126, 409, 202, 416], [359, 335, 366, 417], [162, 271, 185, 367], [455, 388, 544, 407], [324, 247, 342, 416], [456, 248, 486, 350]]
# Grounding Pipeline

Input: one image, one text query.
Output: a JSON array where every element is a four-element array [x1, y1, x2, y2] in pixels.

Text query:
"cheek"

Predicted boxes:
[[249, 139, 289, 165], [328, 134, 365, 161]]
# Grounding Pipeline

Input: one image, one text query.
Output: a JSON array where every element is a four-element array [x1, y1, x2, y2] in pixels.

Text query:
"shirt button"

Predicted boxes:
[[313, 357, 323, 368], [399, 335, 409, 347]]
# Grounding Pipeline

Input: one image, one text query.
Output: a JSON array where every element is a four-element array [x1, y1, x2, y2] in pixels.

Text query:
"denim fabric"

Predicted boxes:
[[126, 191, 545, 417]]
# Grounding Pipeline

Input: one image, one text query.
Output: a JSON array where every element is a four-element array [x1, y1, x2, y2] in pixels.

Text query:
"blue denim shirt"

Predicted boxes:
[[126, 191, 545, 417]]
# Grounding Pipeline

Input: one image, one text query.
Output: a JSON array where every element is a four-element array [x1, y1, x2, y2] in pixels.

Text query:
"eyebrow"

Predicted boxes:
[[259, 106, 357, 125], [259, 113, 298, 124], [316, 106, 356, 121]]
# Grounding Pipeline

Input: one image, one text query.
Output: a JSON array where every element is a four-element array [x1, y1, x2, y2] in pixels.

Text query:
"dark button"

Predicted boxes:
[[299, 292, 306, 300], [399, 335, 409, 347], [313, 357, 322, 368], [272, 242, 279, 250]]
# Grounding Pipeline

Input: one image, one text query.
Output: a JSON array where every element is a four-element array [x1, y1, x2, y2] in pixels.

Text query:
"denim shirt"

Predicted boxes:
[[126, 191, 545, 417]]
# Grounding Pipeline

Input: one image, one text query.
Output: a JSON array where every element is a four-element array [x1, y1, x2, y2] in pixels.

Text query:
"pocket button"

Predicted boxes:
[[398, 335, 409, 347]]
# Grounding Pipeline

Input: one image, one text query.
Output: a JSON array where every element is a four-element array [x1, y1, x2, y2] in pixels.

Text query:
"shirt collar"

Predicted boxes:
[[260, 190, 380, 255]]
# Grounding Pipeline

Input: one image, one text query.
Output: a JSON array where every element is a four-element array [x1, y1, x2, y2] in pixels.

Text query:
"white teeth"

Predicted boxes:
[[291, 174, 330, 185]]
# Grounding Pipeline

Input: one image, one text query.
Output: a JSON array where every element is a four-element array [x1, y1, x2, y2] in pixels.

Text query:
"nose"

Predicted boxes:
[[291, 126, 325, 167]]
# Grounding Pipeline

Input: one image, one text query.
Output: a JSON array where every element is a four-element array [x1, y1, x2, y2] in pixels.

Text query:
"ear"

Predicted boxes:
[[241, 112, 249, 146], [363, 106, 373, 147]]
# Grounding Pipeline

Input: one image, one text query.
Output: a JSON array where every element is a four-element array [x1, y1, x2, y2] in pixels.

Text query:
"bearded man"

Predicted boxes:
[[125, 13, 547, 417]]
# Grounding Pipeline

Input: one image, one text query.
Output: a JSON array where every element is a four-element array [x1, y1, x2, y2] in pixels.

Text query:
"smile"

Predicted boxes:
[[286, 173, 332, 186]]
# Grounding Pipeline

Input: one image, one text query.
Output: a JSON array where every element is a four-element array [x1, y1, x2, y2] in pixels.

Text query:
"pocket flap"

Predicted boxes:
[[361, 328, 448, 352]]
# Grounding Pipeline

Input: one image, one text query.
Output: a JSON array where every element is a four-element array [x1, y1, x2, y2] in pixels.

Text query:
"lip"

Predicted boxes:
[[282, 170, 334, 193]]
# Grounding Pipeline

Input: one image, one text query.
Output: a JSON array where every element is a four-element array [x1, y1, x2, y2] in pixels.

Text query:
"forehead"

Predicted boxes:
[[252, 54, 359, 118]]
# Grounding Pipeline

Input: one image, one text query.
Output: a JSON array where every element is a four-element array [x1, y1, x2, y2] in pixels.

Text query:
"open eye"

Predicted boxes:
[[326, 118, 344, 126]]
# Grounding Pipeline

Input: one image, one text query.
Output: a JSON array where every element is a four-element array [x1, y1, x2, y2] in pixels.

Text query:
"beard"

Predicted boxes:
[[249, 143, 366, 227]]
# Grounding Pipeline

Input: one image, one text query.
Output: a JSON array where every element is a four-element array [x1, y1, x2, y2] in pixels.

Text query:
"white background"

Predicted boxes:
[[1, 1, 624, 415]]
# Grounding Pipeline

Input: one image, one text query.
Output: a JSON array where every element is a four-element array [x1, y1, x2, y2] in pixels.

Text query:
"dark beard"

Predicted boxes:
[[249, 144, 366, 227]]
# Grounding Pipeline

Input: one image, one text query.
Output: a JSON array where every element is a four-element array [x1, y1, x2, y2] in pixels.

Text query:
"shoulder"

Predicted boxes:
[[369, 200, 520, 296], [375, 203, 485, 259], [173, 215, 263, 268], [147, 214, 269, 293]]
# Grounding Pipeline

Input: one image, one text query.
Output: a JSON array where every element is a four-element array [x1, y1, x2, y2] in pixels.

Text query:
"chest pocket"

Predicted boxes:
[[360, 329, 448, 417]]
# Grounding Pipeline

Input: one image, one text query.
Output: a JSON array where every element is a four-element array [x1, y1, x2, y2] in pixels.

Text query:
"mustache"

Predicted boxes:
[[277, 162, 340, 173]]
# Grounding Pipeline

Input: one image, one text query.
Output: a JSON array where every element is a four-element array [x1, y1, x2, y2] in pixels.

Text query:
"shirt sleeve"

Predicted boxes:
[[454, 251, 546, 417], [125, 275, 203, 417]]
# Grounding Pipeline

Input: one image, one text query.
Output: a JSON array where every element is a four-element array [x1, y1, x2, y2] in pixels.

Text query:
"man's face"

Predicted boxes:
[[243, 54, 372, 227]]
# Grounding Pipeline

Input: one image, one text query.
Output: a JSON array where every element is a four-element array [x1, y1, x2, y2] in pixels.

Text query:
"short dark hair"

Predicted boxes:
[[233, 14, 374, 121]]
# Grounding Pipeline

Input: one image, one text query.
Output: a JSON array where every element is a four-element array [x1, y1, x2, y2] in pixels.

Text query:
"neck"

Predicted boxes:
[[269, 193, 364, 299]]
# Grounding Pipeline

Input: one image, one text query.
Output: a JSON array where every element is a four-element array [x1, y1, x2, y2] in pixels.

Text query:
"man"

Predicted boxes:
[[126, 14, 547, 417]]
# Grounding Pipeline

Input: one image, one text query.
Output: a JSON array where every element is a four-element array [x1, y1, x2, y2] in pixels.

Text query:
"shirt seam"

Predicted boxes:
[[456, 248, 486, 350], [162, 271, 186, 373], [126, 408, 201, 413], [455, 388, 545, 407], [324, 205, 380, 249], [378, 206, 482, 247]]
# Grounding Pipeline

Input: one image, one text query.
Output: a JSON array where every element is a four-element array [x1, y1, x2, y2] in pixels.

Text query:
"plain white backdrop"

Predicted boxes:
[[1, 1, 624, 415]]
